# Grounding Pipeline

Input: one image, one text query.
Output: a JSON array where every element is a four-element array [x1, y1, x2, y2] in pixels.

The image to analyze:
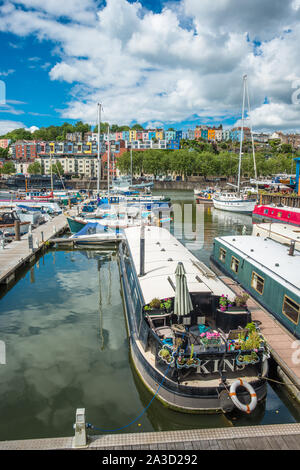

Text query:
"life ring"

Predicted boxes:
[[229, 378, 257, 414]]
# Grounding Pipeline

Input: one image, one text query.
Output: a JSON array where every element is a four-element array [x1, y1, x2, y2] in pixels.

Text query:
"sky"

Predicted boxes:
[[1, 0, 300, 135]]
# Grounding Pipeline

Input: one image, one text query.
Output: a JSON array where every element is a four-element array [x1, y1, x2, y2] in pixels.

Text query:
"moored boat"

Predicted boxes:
[[70, 222, 124, 247], [213, 192, 256, 213], [0, 211, 30, 236], [211, 235, 300, 338], [253, 204, 300, 226], [119, 225, 268, 413], [252, 223, 300, 250]]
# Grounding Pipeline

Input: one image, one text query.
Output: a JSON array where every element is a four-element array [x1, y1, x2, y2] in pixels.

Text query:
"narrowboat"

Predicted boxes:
[[119, 226, 268, 413], [252, 223, 300, 251], [253, 204, 300, 226], [211, 235, 300, 338]]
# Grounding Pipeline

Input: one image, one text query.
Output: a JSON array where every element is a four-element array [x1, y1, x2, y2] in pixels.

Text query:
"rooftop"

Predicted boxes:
[[215, 235, 300, 296]]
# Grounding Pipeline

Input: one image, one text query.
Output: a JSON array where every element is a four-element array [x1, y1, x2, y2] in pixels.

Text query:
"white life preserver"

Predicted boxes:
[[229, 378, 257, 414]]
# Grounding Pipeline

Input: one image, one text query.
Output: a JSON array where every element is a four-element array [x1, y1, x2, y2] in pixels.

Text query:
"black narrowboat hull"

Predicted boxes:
[[118, 241, 268, 413]]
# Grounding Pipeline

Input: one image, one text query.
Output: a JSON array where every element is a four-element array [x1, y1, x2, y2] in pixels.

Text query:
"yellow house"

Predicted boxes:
[[208, 129, 215, 141], [156, 129, 164, 140], [129, 130, 137, 141], [84, 142, 92, 154]]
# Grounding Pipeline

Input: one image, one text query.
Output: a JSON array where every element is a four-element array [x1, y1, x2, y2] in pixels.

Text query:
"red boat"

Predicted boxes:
[[196, 196, 214, 205], [252, 204, 300, 226]]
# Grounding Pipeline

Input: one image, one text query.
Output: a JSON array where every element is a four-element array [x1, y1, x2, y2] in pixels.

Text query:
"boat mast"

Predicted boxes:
[[130, 146, 133, 187], [107, 124, 110, 199], [97, 103, 102, 194], [245, 77, 258, 194], [50, 150, 53, 193], [237, 75, 246, 194]]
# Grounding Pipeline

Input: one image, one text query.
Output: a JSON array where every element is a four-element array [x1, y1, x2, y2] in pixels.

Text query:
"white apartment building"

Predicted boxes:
[[37, 155, 98, 178]]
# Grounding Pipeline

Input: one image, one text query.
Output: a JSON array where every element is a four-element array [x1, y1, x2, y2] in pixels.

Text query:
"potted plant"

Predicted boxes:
[[158, 347, 175, 365], [219, 295, 229, 312], [160, 298, 172, 313], [144, 297, 165, 314], [200, 331, 222, 350], [185, 345, 200, 368], [239, 330, 262, 351], [176, 355, 187, 369], [234, 293, 249, 308], [236, 350, 260, 366]]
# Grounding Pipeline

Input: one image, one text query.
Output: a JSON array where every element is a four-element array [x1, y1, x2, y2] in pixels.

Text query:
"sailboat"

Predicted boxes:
[[212, 75, 258, 213]]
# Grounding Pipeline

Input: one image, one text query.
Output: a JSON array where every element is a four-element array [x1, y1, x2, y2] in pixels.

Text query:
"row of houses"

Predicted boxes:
[[72, 126, 252, 144]]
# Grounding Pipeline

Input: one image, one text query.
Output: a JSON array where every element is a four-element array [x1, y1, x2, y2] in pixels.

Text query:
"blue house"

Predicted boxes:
[[295, 157, 300, 194]]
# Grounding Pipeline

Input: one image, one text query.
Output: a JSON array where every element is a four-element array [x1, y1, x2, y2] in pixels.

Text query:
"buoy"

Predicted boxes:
[[229, 378, 257, 414]]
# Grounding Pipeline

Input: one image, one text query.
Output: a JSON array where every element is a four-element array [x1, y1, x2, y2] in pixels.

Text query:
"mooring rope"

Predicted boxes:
[[86, 350, 177, 433]]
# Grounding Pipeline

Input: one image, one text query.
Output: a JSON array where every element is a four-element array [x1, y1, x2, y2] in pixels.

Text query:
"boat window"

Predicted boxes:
[[264, 209, 268, 214], [288, 213, 291, 218], [219, 247, 226, 262], [251, 272, 264, 295], [282, 296, 300, 324], [230, 256, 239, 273], [277, 212, 282, 217]]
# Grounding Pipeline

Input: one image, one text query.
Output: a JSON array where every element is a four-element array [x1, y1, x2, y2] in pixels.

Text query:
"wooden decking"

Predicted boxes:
[[0, 423, 300, 450], [221, 275, 300, 396], [0, 213, 67, 285]]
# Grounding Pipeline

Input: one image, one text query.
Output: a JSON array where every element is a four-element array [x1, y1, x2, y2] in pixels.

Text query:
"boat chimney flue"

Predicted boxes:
[[139, 221, 145, 277], [288, 241, 295, 256]]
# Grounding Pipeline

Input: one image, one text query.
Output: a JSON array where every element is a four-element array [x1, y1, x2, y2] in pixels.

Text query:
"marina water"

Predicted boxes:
[[0, 190, 300, 440]]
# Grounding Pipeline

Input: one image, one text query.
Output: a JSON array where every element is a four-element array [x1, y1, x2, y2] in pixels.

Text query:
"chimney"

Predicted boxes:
[[288, 241, 295, 256], [139, 222, 145, 277]]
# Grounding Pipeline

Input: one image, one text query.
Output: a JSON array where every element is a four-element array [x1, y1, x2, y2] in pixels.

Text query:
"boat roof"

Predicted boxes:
[[253, 223, 300, 242], [257, 204, 300, 214], [124, 226, 235, 304], [215, 235, 300, 297]]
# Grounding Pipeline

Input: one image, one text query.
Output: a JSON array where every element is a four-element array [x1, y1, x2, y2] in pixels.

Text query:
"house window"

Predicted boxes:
[[282, 296, 300, 324], [230, 256, 239, 273], [251, 272, 264, 295], [219, 247, 226, 263]]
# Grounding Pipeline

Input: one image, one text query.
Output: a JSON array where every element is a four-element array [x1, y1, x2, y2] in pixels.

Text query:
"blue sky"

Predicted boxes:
[[0, 0, 300, 134]]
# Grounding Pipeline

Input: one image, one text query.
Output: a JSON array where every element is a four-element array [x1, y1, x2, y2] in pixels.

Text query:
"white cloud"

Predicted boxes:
[[1, 0, 300, 131], [0, 120, 26, 134], [0, 120, 39, 135], [0, 69, 15, 77]]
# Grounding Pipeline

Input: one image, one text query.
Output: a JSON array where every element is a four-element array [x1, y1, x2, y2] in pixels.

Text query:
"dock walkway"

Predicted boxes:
[[0, 423, 300, 450], [221, 275, 300, 397], [0, 213, 67, 285]]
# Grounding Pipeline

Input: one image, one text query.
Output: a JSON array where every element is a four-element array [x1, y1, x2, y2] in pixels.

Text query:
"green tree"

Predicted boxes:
[[0, 147, 9, 159], [27, 161, 42, 174], [1, 161, 15, 174], [131, 124, 144, 131], [50, 161, 64, 175]]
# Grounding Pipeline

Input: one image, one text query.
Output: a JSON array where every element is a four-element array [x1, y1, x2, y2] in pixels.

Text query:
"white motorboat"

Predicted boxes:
[[213, 192, 256, 213], [70, 222, 124, 246]]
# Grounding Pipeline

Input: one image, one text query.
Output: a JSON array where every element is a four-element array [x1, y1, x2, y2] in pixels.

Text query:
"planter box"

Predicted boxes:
[[216, 308, 251, 332]]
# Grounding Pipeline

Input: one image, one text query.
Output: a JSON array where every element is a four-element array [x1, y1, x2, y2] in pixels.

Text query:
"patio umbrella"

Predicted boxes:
[[174, 262, 193, 320]]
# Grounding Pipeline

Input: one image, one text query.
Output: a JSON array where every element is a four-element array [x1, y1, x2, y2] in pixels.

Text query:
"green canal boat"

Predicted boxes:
[[211, 235, 300, 338]]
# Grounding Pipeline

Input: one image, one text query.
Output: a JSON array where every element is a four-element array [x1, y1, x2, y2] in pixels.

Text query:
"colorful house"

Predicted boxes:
[[207, 129, 215, 141]]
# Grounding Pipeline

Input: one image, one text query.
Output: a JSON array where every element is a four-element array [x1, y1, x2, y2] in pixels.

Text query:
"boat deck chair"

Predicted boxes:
[[145, 313, 173, 339]]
